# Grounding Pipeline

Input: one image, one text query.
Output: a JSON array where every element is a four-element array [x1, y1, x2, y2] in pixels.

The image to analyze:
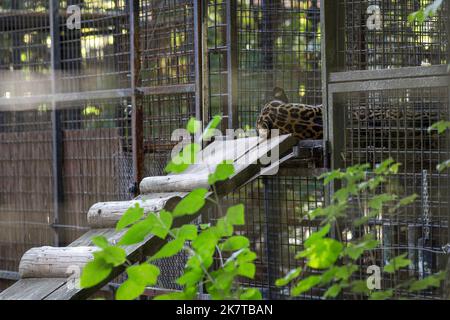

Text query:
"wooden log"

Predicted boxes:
[[19, 246, 97, 279], [139, 173, 210, 194], [87, 194, 185, 228]]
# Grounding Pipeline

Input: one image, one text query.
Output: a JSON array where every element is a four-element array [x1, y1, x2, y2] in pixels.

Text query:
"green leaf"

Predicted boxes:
[[149, 239, 185, 261], [91, 235, 109, 249], [176, 269, 203, 287], [368, 194, 397, 211], [324, 284, 342, 298], [118, 218, 154, 246], [216, 218, 234, 237], [149, 210, 173, 239], [202, 115, 222, 141], [165, 143, 201, 174], [304, 224, 331, 247], [351, 280, 370, 294], [80, 258, 112, 288], [429, 120, 450, 134], [275, 267, 302, 287], [208, 161, 235, 185], [226, 204, 245, 226], [384, 253, 411, 273], [187, 117, 202, 134], [95, 246, 126, 267], [345, 239, 379, 260], [369, 290, 393, 300], [437, 160, 450, 172], [127, 263, 160, 286], [240, 288, 262, 300], [291, 275, 322, 296], [154, 291, 191, 300], [173, 224, 198, 241], [220, 236, 250, 251], [173, 188, 208, 217], [238, 262, 256, 279], [301, 238, 343, 270], [116, 203, 144, 231], [116, 279, 145, 300], [409, 272, 446, 292]]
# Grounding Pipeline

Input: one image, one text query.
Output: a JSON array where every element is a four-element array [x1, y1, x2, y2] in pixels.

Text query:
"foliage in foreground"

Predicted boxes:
[[277, 157, 447, 299], [80, 116, 261, 300]]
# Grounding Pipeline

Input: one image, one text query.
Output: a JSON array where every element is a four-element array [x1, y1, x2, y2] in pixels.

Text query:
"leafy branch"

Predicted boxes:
[[80, 116, 261, 300]]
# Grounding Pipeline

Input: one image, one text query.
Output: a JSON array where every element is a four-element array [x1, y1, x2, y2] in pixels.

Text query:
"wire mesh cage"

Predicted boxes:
[[339, 0, 448, 70]]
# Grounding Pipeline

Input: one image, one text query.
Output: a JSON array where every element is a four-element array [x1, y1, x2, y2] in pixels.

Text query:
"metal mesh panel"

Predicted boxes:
[[59, 0, 130, 92], [0, 1, 51, 99], [59, 97, 133, 245], [140, 0, 195, 87], [339, 87, 450, 299], [204, 175, 325, 299], [339, 0, 448, 70], [237, 0, 322, 128]]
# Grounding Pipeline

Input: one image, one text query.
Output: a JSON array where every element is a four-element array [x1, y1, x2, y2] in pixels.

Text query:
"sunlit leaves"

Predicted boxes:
[[275, 268, 302, 287], [116, 203, 144, 231], [80, 258, 113, 288], [165, 143, 201, 174], [408, 0, 444, 24], [409, 272, 446, 292], [219, 236, 249, 251], [208, 161, 235, 185], [369, 290, 393, 300], [239, 288, 262, 300], [148, 239, 185, 262], [173, 188, 208, 217], [186, 117, 202, 134], [116, 264, 160, 300], [118, 217, 154, 246], [384, 254, 412, 273], [291, 275, 322, 296], [226, 204, 245, 226], [429, 120, 450, 134]]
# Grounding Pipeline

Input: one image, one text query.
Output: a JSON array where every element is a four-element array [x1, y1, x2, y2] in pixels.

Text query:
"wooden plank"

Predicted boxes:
[[0, 134, 297, 300], [19, 247, 97, 279], [87, 194, 184, 228], [139, 174, 210, 194], [0, 278, 65, 300]]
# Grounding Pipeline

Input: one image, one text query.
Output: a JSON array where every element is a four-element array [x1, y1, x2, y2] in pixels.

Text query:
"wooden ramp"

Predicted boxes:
[[0, 135, 296, 300]]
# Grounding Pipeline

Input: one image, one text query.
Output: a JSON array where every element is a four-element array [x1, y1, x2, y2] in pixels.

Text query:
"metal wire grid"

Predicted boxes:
[[237, 0, 322, 129], [202, 175, 325, 299], [58, 0, 131, 93], [0, 1, 51, 99], [339, 0, 448, 71], [339, 87, 450, 299], [140, 0, 195, 87]]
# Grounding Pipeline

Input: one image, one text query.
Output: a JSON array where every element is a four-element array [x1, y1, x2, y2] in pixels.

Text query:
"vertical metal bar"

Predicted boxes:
[[130, 0, 144, 196], [201, 0, 210, 127], [226, 0, 238, 130], [50, 0, 62, 246], [193, 0, 203, 124]]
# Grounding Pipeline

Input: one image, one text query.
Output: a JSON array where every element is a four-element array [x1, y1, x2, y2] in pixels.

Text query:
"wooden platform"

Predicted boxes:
[[0, 135, 298, 300]]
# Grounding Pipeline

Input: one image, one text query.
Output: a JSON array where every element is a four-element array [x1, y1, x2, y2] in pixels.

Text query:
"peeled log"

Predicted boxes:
[[139, 173, 210, 194], [19, 246, 97, 279], [87, 195, 183, 228]]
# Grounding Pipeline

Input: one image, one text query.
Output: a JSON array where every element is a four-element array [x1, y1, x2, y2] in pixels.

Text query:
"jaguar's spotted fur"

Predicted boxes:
[[256, 87, 323, 140]]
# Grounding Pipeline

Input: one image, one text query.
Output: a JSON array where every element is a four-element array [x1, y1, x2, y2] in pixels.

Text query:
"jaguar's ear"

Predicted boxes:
[[273, 87, 288, 103]]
